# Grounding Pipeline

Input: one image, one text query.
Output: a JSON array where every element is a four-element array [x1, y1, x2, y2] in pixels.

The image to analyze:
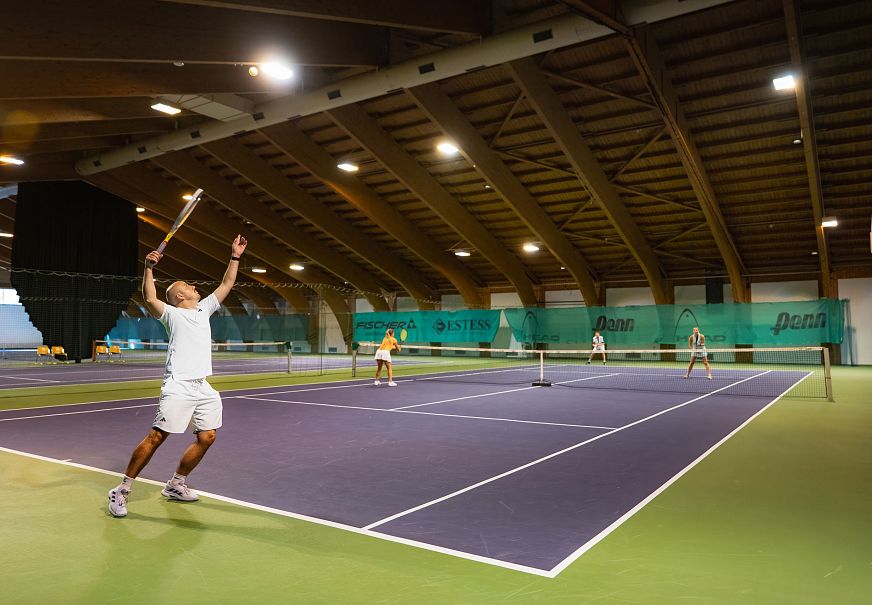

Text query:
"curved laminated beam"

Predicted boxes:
[[507, 57, 671, 304], [259, 123, 484, 307], [624, 25, 748, 302], [149, 150, 389, 311], [200, 139, 438, 308], [408, 82, 601, 305], [327, 103, 539, 306]]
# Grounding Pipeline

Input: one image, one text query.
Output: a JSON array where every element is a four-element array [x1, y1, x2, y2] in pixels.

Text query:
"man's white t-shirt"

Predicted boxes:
[[159, 293, 220, 380], [592, 335, 605, 350]]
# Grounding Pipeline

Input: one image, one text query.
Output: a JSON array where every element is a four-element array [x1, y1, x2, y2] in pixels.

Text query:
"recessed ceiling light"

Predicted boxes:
[[248, 66, 259, 77], [772, 75, 795, 91], [0, 155, 24, 165], [437, 142, 459, 155], [560, 266, 565, 270], [793, 138, 802, 144], [251, 267, 267, 273], [289, 263, 304, 271], [484, 184, 492, 189], [135, 207, 145, 213], [150, 102, 181, 115], [523, 243, 540, 253], [811, 251, 819, 255], [260, 62, 294, 80], [454, 250, 471, 257], [182, 193, 194, 201], [0, 231, 12, 238], [821, 216, 838, 228], [337, 162, 359, 172]]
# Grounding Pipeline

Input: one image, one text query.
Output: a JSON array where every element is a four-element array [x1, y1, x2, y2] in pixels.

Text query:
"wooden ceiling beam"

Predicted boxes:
[[0, 118, 170, 145], [157, 0, 489, 35], [150, 149, 389, 311], [0, 61, 295, 100], [0, 98, 161, 125], [2, 1, 388, 67], [260, 122, 485, 307], [508, 57, 671, 304], [782, 0, 833, 296], [624, 24, 749, 302], [328, 103, 539, 306], [409, 82, 601, 304], [201, 139, 437, 307]]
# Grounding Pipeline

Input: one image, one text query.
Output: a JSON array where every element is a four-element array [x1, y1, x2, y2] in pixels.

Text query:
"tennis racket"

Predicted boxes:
[[156, 188, 204, 254]]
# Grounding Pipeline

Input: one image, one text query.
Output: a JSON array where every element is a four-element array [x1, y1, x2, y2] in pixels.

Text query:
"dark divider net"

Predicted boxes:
[[11, 181, 138, 362]]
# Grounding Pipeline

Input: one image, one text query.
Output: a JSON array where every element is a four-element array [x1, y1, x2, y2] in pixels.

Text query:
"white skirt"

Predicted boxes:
[[374, 349, 392, 362]]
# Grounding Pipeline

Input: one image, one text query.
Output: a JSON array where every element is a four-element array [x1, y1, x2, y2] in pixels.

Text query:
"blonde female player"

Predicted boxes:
[[684, 326, 712, 380], [374, 328, 401, 386]]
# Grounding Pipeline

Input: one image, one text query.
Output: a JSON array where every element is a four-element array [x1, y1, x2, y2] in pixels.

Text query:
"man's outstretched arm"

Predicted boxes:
[[213, 235, 248, 304]]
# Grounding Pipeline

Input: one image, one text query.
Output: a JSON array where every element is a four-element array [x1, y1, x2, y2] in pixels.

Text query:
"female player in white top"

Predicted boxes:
[[684, 326, 712, 380], [108, 235, 247, 517], [586, 330, 606, 365]]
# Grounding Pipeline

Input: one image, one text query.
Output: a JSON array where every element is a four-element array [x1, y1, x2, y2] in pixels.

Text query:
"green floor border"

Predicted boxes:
[[1, 367, 870, 603]]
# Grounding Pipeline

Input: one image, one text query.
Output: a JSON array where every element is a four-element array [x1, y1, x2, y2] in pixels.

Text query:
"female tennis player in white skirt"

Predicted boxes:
[[374, 328, 401, 386], [684, 326, 712, 379]]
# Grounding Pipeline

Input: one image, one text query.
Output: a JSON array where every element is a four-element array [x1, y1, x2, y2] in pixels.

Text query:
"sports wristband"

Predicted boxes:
[[230, 256, 241, 261]]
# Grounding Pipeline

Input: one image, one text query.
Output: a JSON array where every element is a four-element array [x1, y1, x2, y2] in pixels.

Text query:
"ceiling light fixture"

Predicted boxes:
[[337, 162, 359, 172], [248, 66, 259, 77], [0, 155, 24, 165], [821, 216, 838, 228], [454, 250, 471, 257], [289, 263, 304, 271], [150, 102, 181, 115], [0, 231, 12, 238], [437, 142, 459, 155], [522, 242, 540, 253], [811, 251, 819, 255], [135, 207, 145, 213], [251, 267, 267, 273], [772, 75, 796, 91], [260, 62, 294, 80], [182, 193, 194, 201]]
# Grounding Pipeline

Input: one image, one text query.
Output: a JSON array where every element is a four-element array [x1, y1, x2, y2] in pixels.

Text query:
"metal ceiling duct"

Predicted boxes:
[[76, 0, 734, 175]]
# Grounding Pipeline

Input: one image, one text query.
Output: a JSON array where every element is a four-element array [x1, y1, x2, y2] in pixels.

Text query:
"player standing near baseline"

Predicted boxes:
[[373, 328, 400, 387], [684, 326, 712, 380], [586, 329, 606, 365], [108, 235, 248, 517]]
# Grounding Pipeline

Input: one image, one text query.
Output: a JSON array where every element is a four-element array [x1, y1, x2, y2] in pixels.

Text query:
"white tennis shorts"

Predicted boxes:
[[592, 345, 605, 351], [374, 349, 392, 363], [153, 377, 222, 433], [693, 348, 708, 359]]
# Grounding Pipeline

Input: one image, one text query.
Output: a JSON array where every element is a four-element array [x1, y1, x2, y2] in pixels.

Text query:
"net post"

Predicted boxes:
[[531, 349, 551, 386], [351, 341, 359, 378], [284, 341, 292, 374], [823, 346, 834, 402]]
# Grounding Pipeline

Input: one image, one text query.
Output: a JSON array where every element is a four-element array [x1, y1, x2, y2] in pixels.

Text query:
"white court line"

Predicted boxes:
[[0, 446, 551, 578], [547, 370, 812, 577], [362, 370, 773, 531], [0, 375, 62, 383], [0, 403, 156, 422], [231, 395, 616, 430], [391, 373, 621, 411]]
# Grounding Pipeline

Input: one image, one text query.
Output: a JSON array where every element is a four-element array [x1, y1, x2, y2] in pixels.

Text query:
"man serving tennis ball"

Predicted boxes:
[[108, 235, 247, 517]]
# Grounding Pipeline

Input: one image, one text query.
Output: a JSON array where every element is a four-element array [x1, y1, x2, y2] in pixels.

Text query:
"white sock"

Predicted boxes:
[[119, 475, 134, 492], [170, 473, 187, 485]]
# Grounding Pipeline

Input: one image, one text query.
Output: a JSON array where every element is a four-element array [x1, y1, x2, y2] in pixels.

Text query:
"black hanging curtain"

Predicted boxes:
[[11, 181, 138, 362]]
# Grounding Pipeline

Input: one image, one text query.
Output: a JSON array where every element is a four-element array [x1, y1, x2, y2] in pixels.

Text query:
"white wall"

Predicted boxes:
[[751, 280, 818, 302], [606, 287, 655, 306], [545, 289, 584, 306], [840, 277, 872, 365], [674, 285, 706, 305]]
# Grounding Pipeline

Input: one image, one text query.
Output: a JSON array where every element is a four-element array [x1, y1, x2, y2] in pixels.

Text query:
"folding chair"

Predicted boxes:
[[51, 346, 68, 362]]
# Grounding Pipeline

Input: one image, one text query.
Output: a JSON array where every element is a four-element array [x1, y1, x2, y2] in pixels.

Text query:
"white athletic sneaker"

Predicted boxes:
[[707, 375, 713, 380], [161, 481, 199, 502], [374, 379, 381, 386], [388, 381, 397, 387], [108, 488, 129, 517]]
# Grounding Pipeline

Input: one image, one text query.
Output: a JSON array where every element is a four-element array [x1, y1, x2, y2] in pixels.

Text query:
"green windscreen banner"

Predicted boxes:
[[353, 310, 501, 343], [504, 299, 845, 347]]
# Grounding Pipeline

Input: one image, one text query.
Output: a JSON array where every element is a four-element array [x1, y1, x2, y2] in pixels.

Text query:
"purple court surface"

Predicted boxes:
[[0, 370, 802, 575]]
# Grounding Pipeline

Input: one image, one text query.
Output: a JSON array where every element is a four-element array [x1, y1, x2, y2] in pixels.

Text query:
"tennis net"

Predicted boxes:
[[352, 343, 832, 400]]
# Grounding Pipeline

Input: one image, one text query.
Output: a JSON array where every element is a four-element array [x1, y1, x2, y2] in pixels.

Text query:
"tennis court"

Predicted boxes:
[[0, 358, 813, 575]]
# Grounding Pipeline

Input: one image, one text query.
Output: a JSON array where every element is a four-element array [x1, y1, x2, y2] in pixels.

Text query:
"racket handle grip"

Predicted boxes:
[[156, 241, 168, 254]]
